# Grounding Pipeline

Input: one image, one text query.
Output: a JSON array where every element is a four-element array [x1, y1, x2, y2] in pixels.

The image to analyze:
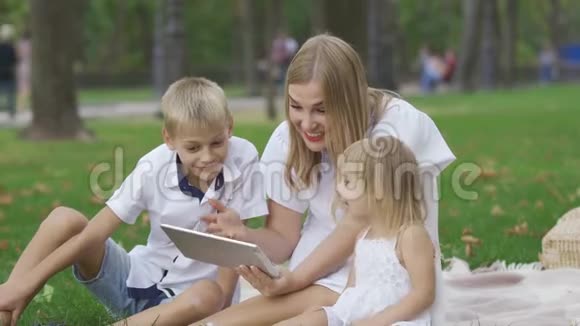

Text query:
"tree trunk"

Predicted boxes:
[[22, 0, 91, 140], [152, 0, 166, 98], [310, 0, 325, 34], [323, 0, 367, 61], [264, 0, 283, 121], [504, 0, 518, 87], [238, 0, 258, 96], [480, 0, 500, 89], [454, 0, 484, 91], [164, 0, 187, 86], [367, 0, 398, 90], [547, 0, 562, 80]]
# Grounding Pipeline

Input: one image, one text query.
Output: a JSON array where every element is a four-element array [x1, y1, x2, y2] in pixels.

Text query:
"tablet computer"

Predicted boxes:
[[161, 223, 280, 278]]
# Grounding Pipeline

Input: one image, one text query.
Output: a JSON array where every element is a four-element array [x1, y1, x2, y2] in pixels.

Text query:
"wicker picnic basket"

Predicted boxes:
[[541, 207, 580, 269]]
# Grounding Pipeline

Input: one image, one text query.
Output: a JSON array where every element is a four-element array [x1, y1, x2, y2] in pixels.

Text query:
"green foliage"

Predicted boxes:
[[1, 1, 580, 81]]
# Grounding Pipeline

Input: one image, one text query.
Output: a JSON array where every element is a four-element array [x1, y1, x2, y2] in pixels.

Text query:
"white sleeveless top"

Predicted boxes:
[[323, 228, 431, 325], [260, 98, 455, 293]]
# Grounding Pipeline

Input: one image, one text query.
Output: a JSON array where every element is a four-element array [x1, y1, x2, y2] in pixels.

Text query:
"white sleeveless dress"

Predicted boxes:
[[323, 231, 432, 326]]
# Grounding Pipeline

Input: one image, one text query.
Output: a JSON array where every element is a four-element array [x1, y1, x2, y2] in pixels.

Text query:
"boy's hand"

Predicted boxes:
[[0, 280, 36, 325], [202, 199, 247, 240], [235, 266, 299, 297]]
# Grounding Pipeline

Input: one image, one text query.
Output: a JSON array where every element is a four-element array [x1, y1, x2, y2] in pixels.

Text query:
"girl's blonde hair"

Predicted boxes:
[[284, 34, 393, 189], [337, 136, 425, 232], [162, 77, 232, 137]]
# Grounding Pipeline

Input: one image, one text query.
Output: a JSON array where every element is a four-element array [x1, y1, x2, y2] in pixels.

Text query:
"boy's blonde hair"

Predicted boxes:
[[284, 34, 393, 189], [162, 77, 232, 137], [336, 136, 425, 232]]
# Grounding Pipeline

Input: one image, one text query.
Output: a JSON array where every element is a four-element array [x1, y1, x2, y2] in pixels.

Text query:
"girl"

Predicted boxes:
[[276, 136, 434, 326], [197, 34, 454, 325]]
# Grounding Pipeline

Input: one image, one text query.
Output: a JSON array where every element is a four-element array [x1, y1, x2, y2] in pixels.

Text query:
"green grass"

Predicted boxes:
[[1, 84, 579, 324], [78, 84, 247, 105]]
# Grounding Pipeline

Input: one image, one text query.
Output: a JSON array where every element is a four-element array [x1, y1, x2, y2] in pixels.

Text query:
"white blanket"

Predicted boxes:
[[442, 258, 580, 326]]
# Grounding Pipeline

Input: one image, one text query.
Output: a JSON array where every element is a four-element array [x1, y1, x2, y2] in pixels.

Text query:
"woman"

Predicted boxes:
[[197, 34, 455, 325]]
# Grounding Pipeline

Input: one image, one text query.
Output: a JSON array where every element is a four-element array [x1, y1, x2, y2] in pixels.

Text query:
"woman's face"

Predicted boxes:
[[288, 81, 327, 152]]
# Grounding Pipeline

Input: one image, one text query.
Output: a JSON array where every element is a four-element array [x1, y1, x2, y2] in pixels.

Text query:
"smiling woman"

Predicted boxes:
[[197, 33, 455, 326]]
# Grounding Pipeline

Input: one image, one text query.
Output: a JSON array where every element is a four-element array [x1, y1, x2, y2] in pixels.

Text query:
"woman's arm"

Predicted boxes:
[[360, 225, 435, 325], [238, 213, 366, 297], [289, 213, 365, 290], [242, 200, 303, 264]]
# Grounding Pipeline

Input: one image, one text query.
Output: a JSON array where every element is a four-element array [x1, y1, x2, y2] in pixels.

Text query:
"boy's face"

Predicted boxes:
[[164, 123, 231, 183]]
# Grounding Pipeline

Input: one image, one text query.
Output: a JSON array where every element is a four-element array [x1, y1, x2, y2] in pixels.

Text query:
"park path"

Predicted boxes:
[[0, 83, 423, 128]]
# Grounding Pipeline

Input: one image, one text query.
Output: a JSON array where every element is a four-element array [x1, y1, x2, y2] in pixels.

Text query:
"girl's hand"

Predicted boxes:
[[235, 266, 299, 297], [201, 199, 247, 240]]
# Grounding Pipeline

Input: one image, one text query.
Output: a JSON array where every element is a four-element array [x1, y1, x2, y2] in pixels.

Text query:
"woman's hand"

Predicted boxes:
[[236, 266, 301, 297], [0, 280, 37, 326]]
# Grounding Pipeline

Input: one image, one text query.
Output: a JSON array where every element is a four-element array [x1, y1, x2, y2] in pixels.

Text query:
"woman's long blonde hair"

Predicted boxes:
[[284, 34, 392, 189], [337, 136, 425, 232]]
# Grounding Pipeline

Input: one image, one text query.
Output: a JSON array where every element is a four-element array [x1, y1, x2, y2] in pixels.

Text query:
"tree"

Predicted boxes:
[[310, 0, 325, 34], [546, 0, 562, 80], [264, 0, 283, 121], [23, 0, 91, 140], [504, 0, 518, 87], [163, 0, 186, 87], [323, 0, 367, 60], [152, 0, 186, 100], [237, 0, 257, 96], [152, 0, 166, 98], [455, 0, 484, 91], [480, 0, 500, 89], [367, 0, 398, 90]]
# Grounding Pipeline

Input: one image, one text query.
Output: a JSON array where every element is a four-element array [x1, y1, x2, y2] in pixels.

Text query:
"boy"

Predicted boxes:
[[0, 77, 267, 325]]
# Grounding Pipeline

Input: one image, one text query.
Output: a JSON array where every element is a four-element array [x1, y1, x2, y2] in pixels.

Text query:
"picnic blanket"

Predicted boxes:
[[441, 257, 580, 326]]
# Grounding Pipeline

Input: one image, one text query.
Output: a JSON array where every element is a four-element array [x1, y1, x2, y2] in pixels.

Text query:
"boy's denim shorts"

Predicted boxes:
[[72, 239, 172, 318]]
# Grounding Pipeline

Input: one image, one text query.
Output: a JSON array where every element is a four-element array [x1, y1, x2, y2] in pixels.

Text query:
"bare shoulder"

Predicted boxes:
[[399, 224, 434, 254]]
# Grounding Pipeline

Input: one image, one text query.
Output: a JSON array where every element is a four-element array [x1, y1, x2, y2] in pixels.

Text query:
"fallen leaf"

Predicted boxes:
[[86, 163, 97, 172], [505, 222, 528, 236], [24, 206, 33, 213], [141, 213, 150, 226], [0, 240, 8, 250], [534, 171, 552, 183], [491, 204, 505, 217], [465, 243, 473, 257], [462, 228, 472, 236], [535, 200, 544, 209], [480, 168, 498, 179], [19, 189, 34, 197], [568, 194, 577, 203], [0, 226, 10, 232], [461, 235, 482, 245], [0, 194, 14, 205], [33, 183, 51, 194], [51, 200, 62, 209], [62, 181, 73, 191], [518, 199, 529, 207], [545, 183, 566, 203], [500, 167, 511, 175], [483, 184, 497, 196], [14, 246, 21, 254], [90, 195, 105, 205]]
